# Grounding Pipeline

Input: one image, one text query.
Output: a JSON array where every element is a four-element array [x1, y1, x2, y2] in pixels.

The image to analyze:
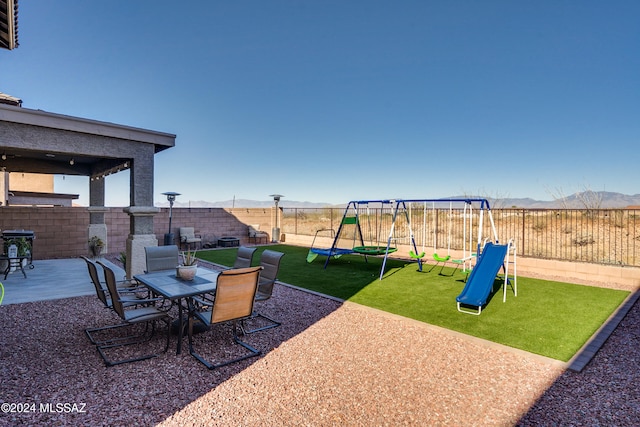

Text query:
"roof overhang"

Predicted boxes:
[[0, 104, 176, 148], [0, 103, 176, 177], [8, 190, 79, 207], [0, 0, 18, 50]]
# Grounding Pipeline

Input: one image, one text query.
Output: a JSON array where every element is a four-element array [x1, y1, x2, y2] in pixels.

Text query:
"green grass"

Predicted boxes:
[[196, 245, 629, 361]]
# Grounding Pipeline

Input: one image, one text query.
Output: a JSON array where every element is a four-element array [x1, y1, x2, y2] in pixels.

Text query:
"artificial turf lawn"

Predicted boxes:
[[196, 245, 629, 361]]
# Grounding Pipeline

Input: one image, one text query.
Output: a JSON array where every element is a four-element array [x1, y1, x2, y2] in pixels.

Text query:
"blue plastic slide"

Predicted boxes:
[[456, 242, 508, 315]]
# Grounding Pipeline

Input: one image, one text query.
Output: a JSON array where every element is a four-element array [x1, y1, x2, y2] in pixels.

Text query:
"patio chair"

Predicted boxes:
[[82, 255, 112, 309], [145, 245, 179, 272], [187, 266, 262, 370], [81, 256, 145, 305], [93, 261, 171, 367], [233, 246, 257, 269], [194, 246, 258, 308], [243, 250, 285, 334], [179, 227, 202, 250], [82, 256, 149, 344], [248, 224, 269, 244]]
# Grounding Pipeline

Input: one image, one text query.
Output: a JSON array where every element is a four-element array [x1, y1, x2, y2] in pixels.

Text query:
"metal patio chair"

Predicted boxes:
[[233, 246, 257, 269], [195, 246, 258, 308], [82, 256, 150, 344], [187, 266, 262, 370], [144, 245, 179, 272], [242, 250, 285, 334], [92, 261, 172, 367], [179, 227, 202, 250]]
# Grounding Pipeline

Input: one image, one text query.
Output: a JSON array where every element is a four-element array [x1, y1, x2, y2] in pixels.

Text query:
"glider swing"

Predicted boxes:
[[408, 201, 459, 274], [399, 198, 498, 276], [431, 202, 454, 269]]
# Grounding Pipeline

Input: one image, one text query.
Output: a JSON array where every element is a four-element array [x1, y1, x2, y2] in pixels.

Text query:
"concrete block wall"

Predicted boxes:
[[0, 206, 275, 260], [98, 206, 277, 256], [157, 207, 275, 247], [0, 207, 89, 259], [1, 206, 635, 290]]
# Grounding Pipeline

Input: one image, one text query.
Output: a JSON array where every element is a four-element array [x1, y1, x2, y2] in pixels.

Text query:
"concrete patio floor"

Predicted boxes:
[[0, 257, 124, 305]]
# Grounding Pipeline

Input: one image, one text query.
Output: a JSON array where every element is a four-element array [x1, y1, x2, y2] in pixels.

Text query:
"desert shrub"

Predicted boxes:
[[607, 210, 626, 228], [572, 233, 595, 246], [532, 218, 547, 232]]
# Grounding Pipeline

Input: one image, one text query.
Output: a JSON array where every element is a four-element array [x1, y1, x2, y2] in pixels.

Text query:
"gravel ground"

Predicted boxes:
[[0, 259, 638, 426]]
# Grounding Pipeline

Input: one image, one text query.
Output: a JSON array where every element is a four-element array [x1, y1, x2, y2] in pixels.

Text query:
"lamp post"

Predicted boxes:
[[162, 191, 181, 245], [269, 194, 284, 243]]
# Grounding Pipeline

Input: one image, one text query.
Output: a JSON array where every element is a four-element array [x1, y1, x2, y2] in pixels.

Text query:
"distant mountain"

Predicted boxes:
[[495, 192, 640, 209], [158, 192, 640, 209]]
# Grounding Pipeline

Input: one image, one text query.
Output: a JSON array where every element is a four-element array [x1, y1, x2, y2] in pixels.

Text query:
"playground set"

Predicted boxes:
[[307, 198, 517, 315]]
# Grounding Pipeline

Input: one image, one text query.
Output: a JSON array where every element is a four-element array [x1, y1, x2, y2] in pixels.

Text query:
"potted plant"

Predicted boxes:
[[118, 251, 127, 270], [177, 249, 198, 280], [88, 236, 104, 258]]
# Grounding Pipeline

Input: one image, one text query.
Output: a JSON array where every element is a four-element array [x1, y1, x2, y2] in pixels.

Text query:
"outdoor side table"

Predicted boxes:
[[2, 230, 36, 268], [0, 256, 29, 279]]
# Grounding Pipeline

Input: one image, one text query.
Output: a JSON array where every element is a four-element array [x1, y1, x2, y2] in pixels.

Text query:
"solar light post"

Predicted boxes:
[[269, 194, 284, 243], [162, 191, 181, 245]]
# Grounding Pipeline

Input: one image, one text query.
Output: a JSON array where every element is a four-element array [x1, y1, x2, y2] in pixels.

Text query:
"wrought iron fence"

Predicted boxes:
[[281, 207, 640, 267]]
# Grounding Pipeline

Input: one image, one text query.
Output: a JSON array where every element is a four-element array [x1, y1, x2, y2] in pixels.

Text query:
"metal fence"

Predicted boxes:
[[281, 207, 640, 267]]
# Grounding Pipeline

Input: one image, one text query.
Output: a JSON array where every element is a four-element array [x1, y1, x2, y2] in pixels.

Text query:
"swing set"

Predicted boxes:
[[307, 200, 399, 268], [310, 198, 499, 280], [408, 200, 479, 275]]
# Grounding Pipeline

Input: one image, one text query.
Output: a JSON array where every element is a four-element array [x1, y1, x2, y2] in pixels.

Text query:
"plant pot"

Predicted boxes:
[[90, 246, 103, 258], [177, 264, 197, 281]]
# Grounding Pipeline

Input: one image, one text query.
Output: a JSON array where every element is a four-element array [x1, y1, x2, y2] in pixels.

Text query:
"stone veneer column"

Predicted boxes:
[[123, 206, 160, 278], [87, 206, 109, 254], [124, 147, 158, 278], [88, 175, 108, 254]]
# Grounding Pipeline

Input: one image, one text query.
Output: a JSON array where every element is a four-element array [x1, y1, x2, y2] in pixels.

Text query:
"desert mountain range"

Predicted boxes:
[[160, 191, 640, 209]]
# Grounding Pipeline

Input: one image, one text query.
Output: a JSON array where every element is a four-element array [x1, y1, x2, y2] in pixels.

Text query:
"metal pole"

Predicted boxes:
[[162, 192, 180, 246], [269, 194, 284, 243], [168, 199, 174, 234]]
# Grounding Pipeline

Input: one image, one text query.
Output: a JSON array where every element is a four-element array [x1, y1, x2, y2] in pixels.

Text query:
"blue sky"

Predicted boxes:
[[1, 1, 638, 206]]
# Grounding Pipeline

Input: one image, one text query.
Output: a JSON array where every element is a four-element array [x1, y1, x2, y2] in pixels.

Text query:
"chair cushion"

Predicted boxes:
[[180, 227, 199, 240], [123, 306, 168, 323], [248, 224, 267, 237]]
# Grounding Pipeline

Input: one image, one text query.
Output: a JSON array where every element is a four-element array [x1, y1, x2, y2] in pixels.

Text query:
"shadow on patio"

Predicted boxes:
[[0, 256, 343, 425]]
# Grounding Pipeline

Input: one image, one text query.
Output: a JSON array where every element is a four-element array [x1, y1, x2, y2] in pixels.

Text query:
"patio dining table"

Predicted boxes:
[[134, 267, 220, 354]]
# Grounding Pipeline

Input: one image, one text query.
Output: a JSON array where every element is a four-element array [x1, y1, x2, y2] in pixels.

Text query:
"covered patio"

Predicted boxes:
[[0, 103, 176, 278]]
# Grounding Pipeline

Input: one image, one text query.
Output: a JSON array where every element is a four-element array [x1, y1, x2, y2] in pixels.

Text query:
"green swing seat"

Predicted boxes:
[[353, 246, 397, 255]]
